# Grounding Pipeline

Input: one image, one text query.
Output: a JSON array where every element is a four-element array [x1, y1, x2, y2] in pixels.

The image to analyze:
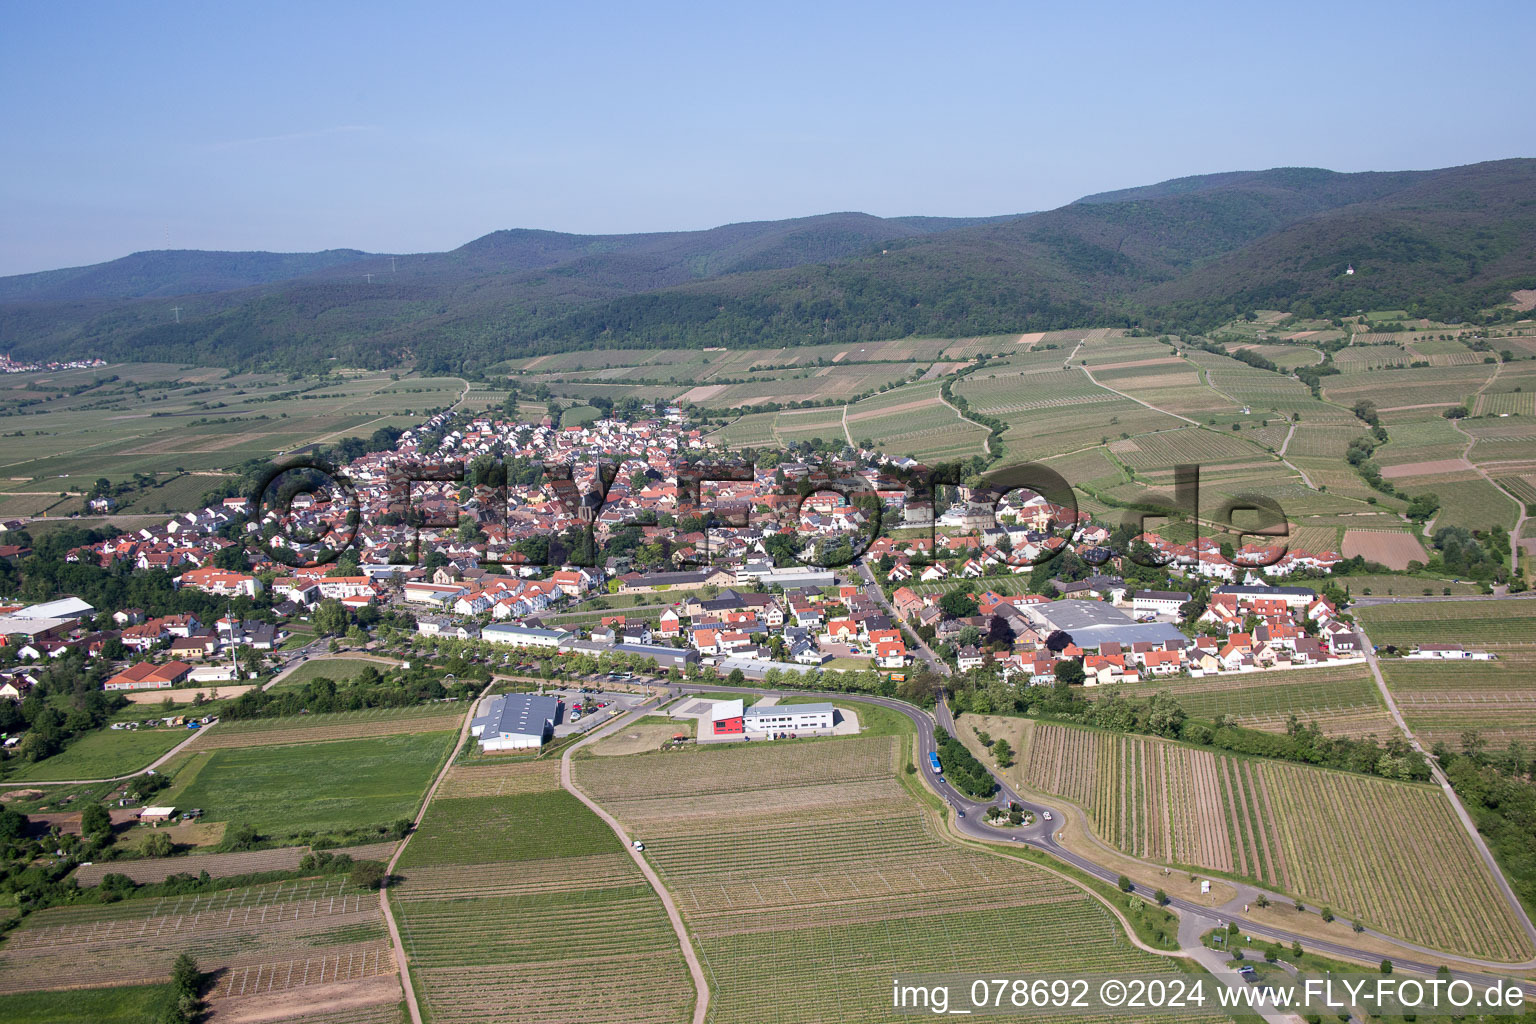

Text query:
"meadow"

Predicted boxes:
[[1018, 721, 1531, 961], [5, 726, 191, 782], [172, 731, 455, 836], [0, 983, 177, 1023]]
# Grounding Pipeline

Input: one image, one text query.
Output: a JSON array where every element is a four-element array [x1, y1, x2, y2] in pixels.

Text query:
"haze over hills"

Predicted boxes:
[[2, 159, 1534, 374]]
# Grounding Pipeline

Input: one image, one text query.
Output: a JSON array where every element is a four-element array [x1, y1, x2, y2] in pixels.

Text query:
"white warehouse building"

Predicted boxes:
[[743, 702, 835, 734], [470, 693, 560, 750], [480, 624, 570, 649]]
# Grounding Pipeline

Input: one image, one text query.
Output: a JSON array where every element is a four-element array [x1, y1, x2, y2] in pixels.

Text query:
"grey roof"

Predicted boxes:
[[744, 702, 834, 718], [1212, 584, 1317, 598], [1030, 599, 1137, 632], [611, 642, 697, 664], [472, 693, 559, 740], [1133, 589, 1192, 601], [483, 624, 569, 640], [1065, 622, 1188, 650]]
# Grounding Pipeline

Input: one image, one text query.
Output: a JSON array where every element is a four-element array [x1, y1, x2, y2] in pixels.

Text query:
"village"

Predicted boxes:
[[0, 404, 1471, 718]]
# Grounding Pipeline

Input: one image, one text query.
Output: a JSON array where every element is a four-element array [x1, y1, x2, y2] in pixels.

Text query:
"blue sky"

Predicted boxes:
[[3, 1, 1533, 275]]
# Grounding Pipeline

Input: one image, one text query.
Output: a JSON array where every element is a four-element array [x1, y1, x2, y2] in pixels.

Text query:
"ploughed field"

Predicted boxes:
[[573, 734, 1221, 1024], [1019, 722, 1531, 962]]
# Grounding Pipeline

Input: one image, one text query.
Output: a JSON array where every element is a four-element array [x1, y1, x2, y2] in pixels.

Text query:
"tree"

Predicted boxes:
[[143, 831, 175, 858], [939, 590, 979, 619], [1254, 893, 1270, 909], [1053, 660, 1085, 687], [79, 802, 112, 840], [223, 822, 259, 851], [312, 599, 349, 637], [727, 668, 745, 685], [1406, 493, 1441, 523], [1320, 906, 1334, 923], [1153, 888, 1169, 905], [1380, 959, 1393, 974], [1117, 875, 1134, 892], [351, 861, 388, 890], [992, 738, 1013, 768]]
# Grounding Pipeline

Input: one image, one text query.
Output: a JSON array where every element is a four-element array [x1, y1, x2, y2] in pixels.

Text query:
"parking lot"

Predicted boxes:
[[549, 687, 652, 738]]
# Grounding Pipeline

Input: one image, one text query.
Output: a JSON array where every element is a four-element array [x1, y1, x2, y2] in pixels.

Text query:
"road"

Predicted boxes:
[[668, 682, 1536, 990], [856, 560, 949, 675]]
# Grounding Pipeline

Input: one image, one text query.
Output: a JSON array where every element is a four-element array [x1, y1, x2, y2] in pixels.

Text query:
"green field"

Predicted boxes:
[[5, 726, 192, 783], [0, 983, 175, 1023], [396, 790, 620, 868], [270, 656, 401, 689], [172, 731, 454, 837]]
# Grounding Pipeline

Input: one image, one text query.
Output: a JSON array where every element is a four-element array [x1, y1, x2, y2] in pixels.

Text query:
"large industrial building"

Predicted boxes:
[[744, 702, 835, 734], [707, 698, 836, 737], [470, 693, 560, 750], [1019, 599, 1186, 651], [480, 624, 570, 649]]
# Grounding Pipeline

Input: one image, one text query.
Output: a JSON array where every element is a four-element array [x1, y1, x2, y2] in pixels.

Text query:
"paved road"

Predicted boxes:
[[857, 560, 949, 675], [1350, 591, 1536, 606], [671, 682, 1536, 989]]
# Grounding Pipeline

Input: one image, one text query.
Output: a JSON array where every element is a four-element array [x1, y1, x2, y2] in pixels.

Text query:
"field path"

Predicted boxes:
[[378, 678, 497, 1024], [1443, 365, 1527, 572], [6, 721, 218, 786], [841, 403, 854, 447], [935, 389, 992, 456], [561, 701, 711, 1024], [1078, 362, 1198, 426]]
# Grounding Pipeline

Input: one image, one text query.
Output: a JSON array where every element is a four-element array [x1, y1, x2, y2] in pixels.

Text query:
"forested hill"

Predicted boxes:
[[3, 160, 1534, 373]]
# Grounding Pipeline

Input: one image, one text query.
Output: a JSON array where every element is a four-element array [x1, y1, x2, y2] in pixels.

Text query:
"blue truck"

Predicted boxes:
[[928, 751, 942, 774]]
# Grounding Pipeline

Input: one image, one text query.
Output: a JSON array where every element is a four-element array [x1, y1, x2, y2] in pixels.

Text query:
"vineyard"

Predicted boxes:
[[1356, 599, 1536, 650], [0, 876, 396, 996], [390, 769, 692, 1024], [570, 736, 1217, 1024], [1019, 722, 1531, 961], [1379, 657, 1536, 746], [434, 757, 561, 798], [1090, 664, 1394, 738]]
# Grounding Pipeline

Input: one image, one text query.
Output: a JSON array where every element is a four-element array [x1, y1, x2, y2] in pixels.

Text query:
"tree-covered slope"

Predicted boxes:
[[3, 160, 1533, 373]]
